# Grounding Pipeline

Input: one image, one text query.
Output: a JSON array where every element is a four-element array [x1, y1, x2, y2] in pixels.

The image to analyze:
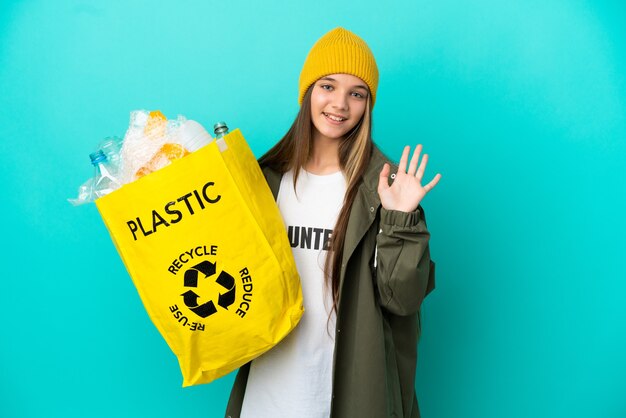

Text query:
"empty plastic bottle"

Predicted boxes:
[[178, 119, 212, 151], [90, 149, 122, 198]]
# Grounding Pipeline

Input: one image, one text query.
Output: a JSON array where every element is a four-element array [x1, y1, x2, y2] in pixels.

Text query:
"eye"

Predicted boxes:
[[351, 91, 366, 99], [320, 84, 333, 91]]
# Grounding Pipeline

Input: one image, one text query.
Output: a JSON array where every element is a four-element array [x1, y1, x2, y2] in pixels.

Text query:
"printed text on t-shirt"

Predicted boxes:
[[287, 226, 333, 251]]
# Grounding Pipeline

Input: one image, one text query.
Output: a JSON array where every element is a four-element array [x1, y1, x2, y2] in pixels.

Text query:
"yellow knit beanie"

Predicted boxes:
[[298, 27, 379, 107]]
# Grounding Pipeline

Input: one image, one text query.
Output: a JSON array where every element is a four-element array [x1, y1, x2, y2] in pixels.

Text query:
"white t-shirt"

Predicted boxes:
[[240, 168, 347, 418]]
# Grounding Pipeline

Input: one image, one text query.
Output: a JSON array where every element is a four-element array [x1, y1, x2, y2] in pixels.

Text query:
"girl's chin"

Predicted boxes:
[[313, 127, 346, 141]]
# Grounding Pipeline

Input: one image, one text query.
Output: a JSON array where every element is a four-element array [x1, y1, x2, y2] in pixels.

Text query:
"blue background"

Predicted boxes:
[[1, 1, 625, 417]]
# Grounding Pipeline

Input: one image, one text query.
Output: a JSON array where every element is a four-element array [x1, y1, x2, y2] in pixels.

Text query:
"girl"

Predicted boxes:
[[226, 27, 440, 418]]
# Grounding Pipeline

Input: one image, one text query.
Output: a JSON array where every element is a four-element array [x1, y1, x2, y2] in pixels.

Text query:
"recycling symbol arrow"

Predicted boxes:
[[181, 260, 236, 318]]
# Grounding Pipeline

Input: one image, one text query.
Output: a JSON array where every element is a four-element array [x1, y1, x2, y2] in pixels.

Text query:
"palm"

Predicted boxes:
[[377, 145, 441, 213]]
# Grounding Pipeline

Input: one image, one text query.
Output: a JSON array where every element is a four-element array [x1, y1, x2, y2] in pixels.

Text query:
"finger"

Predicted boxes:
[[397, 146, 410, 174], [378, 163, 390, 193], [407, 144, 422, 176], [423, 173, 441, 193], [416, 153, 428, 181]]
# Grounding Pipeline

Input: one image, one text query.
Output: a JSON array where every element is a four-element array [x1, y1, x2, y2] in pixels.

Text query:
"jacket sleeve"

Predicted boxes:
[[374, 205, 435, 316]]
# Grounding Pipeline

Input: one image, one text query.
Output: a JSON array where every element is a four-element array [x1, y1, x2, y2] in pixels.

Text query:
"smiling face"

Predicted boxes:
[[309, 73, 370, 142]]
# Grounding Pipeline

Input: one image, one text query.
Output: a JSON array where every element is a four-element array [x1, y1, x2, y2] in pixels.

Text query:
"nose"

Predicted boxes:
[[331, 91, 349, 111]]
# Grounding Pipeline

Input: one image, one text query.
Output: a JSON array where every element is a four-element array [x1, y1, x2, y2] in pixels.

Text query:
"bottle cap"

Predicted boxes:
[[89, 150, 106, 165], [213, 122, 229, 136]]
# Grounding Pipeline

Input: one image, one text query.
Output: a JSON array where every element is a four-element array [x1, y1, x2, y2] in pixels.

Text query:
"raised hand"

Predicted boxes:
[[377, 144, 441, 213]]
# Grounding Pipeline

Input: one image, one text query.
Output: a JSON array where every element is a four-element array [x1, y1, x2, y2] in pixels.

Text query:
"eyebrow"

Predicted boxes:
[[320, 77, 369, 91]]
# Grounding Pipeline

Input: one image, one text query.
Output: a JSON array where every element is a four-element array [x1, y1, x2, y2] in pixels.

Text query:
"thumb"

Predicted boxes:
[[378, 163, 390, 194]]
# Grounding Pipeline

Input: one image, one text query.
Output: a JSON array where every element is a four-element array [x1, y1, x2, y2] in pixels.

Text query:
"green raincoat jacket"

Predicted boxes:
[[225, 145, 435, 418]]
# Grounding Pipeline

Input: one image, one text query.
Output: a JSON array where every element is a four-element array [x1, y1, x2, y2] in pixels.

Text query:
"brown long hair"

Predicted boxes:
[[259, 85, 374, 315]]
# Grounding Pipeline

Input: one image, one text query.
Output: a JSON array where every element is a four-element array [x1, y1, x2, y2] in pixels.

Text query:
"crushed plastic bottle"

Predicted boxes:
[[68, 149, 122, 205], [90, 149, 122, 198]]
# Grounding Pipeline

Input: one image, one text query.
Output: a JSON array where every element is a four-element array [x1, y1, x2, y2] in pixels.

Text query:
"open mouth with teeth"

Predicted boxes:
[[323, 112, 348, 123]]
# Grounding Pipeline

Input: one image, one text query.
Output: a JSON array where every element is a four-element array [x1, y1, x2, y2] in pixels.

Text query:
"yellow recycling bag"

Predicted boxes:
[[95, 129, 304, 387]]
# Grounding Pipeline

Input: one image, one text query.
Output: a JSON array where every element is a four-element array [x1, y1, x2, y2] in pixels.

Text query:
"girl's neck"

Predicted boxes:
[[305, 132, 342, 175]]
